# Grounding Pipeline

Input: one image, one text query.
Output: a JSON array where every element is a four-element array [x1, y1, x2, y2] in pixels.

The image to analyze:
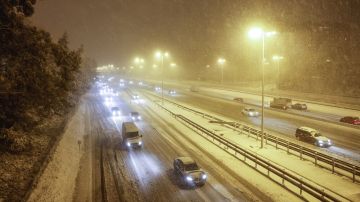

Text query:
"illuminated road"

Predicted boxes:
[[73, 87, 269, 202]]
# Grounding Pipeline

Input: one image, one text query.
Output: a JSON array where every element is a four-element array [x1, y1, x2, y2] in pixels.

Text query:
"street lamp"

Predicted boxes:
[[272, 55, 284, 89], [248, 27, 277, 149], [217, 58, 226, 84], [170, 63, 177, 68], [155, 51, 169, 105]]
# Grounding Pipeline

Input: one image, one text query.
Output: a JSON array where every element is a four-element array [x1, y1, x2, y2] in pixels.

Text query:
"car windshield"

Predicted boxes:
[[131, 112, 139, 116], [184, 163, 199, 171], [126, 132, 139, 138], [111, 107, 119, 111], [248, 109, 255, 112]]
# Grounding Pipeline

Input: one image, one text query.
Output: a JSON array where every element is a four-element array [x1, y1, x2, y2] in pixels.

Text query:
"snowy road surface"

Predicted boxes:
[[72, 89, 276, 201]]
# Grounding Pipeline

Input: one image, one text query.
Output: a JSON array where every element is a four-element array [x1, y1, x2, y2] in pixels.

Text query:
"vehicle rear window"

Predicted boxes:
[[126, 132, 139, 138]]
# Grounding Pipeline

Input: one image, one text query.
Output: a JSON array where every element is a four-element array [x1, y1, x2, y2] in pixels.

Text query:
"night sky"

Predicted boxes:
[[31, 0, 360, 80]]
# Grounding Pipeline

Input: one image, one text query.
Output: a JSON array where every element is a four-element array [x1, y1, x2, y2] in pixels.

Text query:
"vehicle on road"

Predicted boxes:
[[270, 102, 288, 110], [168, 89, 176, 95], [241, 107, 259, 117], [132, 94, 140, 100], [340, 116, 360, 125], [173, 157, 206, 187], [295, 127, 332, 147], [111, 107, 121, 117], [270, 98, 292, 110], [291, 103, 307, 110], [233, 97, 244, 103], [122, 122, 142, 148], [130, 112, 141, 121], [155, 86, 161, 92]]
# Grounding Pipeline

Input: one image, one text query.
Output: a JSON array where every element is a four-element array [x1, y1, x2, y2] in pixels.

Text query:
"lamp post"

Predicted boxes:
[[134, 57, 145, 77], [272, 55, 284, 89], [155, 51, 169, 105], [248, 27, 277, 149], [217, 58, 226, 84]]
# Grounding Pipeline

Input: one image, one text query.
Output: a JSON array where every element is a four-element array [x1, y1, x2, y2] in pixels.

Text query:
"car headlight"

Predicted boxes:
[[202, 174, 207, 180], [127, 142, 131, 147], [186, 176, 193, 181], [132, 117, 135, 120], [138, 116, 141, 120], [138, 141, 142, 145], [318, 140, 324, 143]]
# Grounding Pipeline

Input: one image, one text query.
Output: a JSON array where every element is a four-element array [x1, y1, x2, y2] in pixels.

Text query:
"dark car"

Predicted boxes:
[[111, 107, 121, 117], [340, 116, 360, 125], [173, 157, 207, 187], [291, 103, 307, 110], [233, 97, 244, 103], [295, 127, 332, 147], [130, 112, 141, 121]]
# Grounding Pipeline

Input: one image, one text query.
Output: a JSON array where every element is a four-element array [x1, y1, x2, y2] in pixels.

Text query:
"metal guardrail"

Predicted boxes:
[[149, 96, 348, 202], [147, 92, 360, 183]]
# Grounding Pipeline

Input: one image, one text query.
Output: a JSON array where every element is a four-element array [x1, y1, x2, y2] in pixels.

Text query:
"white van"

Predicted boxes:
[[121, 122, 142, 149]]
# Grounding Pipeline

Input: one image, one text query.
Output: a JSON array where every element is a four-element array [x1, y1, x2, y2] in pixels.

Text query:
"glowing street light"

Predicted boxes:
[[134, 57, 145, 66], [170, 63, 177, 68], [248, 27, 277, 149], [155, 51, 170, 105], [217, 58, 226, 84]]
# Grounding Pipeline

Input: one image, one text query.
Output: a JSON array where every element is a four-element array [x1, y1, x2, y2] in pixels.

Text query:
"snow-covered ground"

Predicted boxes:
[[27, 98, 87, 202]]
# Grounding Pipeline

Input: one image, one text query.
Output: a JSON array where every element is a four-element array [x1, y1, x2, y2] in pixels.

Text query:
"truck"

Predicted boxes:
[[270, 97, 292, 110], [121, 122, 143, 149]]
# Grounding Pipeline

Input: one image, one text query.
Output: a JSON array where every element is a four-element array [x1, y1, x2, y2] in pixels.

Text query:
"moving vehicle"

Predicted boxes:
[[242, 107, 259, 117], [173, 157, 206, 187], [270, 97, 292, 110], [291, 103, 307, 110], [233, 97, 244, 103], [130, 112, 141, 121], [155, 86, 161, 92], [340, 116, 360, 125], [111, 107, 121, 117], [132, 94, 140, 100], [122, 122, 142, 148], [295, 127, 332, 147], [168, 89, 176, 95]]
